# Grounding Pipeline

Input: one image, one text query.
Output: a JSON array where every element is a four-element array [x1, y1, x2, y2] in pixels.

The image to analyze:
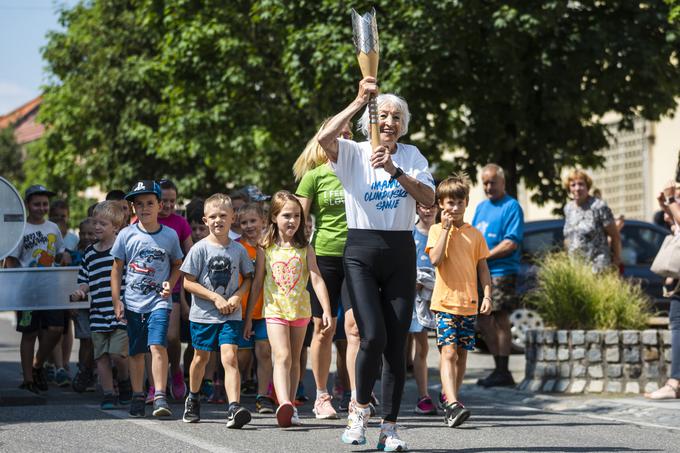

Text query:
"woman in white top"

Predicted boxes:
[[319, 76, 435, 451]]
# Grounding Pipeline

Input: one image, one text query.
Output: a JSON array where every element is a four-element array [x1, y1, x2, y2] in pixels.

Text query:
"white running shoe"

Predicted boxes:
[[377, 422, 407, 452], [341, 405, 370, 445], [291, 407, 302, 426]]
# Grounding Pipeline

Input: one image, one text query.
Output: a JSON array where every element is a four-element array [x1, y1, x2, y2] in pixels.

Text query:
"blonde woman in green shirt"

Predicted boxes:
[[294, 121, 360, 420]]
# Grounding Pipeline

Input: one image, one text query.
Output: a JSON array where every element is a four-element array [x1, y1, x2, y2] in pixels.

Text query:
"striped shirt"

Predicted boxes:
[[78, 243, 126, 332]]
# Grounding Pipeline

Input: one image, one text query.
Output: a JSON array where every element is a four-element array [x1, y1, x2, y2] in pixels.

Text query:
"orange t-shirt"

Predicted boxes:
[[238, 239, 264, 319], [425, 223, 490, 316]]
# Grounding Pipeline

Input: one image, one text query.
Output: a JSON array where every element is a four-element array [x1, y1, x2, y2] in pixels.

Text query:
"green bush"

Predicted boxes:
[[525, 252, 650, 330]]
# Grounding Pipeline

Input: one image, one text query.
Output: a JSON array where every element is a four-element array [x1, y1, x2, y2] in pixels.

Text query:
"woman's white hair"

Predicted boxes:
[[357, 93, 410, 139]]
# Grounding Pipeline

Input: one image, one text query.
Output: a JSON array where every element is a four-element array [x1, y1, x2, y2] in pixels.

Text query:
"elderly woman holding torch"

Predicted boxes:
[[318, 76, 435, 450]]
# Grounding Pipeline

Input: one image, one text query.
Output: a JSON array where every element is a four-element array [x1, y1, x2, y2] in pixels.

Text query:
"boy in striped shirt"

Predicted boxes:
[[71, 201, 131, 409]]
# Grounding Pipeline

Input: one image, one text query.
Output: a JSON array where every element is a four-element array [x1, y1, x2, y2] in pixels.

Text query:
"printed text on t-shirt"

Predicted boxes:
[[364, 179, 408, 211]]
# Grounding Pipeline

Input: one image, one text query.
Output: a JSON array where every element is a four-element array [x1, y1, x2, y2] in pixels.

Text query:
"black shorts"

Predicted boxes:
[[16, 310, 68, 333], [310, 255, 345, 318], [303, 320, 314, 348]]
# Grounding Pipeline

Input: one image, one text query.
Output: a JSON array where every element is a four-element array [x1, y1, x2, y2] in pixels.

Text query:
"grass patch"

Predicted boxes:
[[526, 252, 650, 330]]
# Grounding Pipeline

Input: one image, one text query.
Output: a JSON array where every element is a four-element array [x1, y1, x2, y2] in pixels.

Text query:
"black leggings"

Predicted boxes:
[[343, 229, 415, 422]]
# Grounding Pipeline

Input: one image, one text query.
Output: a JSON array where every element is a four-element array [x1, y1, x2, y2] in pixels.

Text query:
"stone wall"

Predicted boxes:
[[519, 329, 671, 394]]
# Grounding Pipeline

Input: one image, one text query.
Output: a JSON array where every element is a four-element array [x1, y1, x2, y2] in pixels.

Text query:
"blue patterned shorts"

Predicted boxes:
[[435, 312, 476, 350]]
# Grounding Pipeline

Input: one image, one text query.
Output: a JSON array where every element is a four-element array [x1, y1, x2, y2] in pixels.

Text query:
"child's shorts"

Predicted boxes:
[[266, 317, 310, 328], [15, 310, 67, 333], [409, 309, 429, 334], [191, 320, 242, 351], [333, 305, 346, 341], [74, 309, 92, 340], [92, 329, 128, 360], [125, 308, 170, 355], [237, 319, 268, 349], [435, 312, 476, 350]]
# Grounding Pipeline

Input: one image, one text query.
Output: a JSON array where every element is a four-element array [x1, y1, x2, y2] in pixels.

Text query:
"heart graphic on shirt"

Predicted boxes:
[[271, 256, 303, 295]]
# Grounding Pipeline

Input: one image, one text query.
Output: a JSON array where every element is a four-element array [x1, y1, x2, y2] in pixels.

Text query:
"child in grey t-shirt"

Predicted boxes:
[[181, 240, 254, 323], [180, 193, 254, 428]]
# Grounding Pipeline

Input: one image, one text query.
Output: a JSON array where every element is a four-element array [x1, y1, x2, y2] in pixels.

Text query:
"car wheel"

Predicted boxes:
[[509, 308, 544, 353]]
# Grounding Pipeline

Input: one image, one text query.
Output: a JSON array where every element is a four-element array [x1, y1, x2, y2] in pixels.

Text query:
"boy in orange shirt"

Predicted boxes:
[[426, 174, 492, 428]]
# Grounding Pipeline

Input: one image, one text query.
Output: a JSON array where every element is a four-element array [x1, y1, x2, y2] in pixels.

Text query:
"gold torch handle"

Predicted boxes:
[[367, 95, 380, 149]]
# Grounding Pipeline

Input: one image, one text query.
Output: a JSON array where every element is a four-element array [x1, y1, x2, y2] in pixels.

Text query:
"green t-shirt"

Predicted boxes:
[[295, 164, 347, 256]]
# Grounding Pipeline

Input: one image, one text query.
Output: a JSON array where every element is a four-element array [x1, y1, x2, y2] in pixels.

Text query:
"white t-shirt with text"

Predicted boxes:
[[333, 139, 435, 231]]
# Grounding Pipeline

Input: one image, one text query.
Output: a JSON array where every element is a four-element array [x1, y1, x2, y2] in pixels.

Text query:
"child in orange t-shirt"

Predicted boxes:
[[236, 203, 275, 414], [426, 173, 492, 429]]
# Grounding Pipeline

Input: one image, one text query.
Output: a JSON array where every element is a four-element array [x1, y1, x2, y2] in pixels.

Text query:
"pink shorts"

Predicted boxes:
[[266, 317, 310, 327]]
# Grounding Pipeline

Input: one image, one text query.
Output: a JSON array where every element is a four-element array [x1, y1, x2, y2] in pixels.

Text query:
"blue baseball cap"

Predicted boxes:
[[125, 180, 161, 201], [25, 184, 55, 200]]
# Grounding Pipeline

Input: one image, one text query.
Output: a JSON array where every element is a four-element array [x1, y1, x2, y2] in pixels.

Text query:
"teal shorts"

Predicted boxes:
[[191, 320, 242, 351], [237, 319, 268, 349]]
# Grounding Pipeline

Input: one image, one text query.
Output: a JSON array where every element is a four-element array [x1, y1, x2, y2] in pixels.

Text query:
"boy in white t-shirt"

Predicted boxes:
[[5, 185, 71, 393]]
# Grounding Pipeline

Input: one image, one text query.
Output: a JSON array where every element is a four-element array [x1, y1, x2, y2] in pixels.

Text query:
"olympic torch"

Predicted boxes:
[[351, 8, 380, 149]]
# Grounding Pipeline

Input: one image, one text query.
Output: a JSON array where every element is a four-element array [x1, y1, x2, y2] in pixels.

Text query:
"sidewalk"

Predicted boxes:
[[440, 339, 680, 432]]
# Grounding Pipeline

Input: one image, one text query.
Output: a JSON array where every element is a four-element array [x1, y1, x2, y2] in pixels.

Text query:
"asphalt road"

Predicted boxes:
[[0, 315, 678, 453]]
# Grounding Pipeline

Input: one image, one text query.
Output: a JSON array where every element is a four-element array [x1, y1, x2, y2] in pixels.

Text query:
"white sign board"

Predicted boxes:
[[0, 267, 89, 311]]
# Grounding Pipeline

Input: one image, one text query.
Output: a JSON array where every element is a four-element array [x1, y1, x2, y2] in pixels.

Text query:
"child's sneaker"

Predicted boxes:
[[145, 386, 155, 405], [55, 368, 71, 387], [437, 392, 448, 410], [241, 379, 257, 396], [208, 381, 226, 404], [71, 366, 91, 393], [129, 395, 146, 418], [118, 379, 132, 405], [414, 395, 437, 415], [183, 396, 201, 423], [44, 362, 56, 384], [152, 396, 172, 417], [313, 393, 339, 419], [294, 382, 308, 406], [444, 401, 470, 428], [226, 404, 252, 429], [377, 422, 407, 452], [18, 381, 40, 394], [338, 390, 352, 412], [171, 370, 187, 400], [276, 402, 294, 428], [100, 394, 117, 410], [200, 379, 214, 400], [291, 407, 302, 426], [341, 405, 369, 445], [255, 395, 275, 414], [370, 392, 380, 407], [32, 367, 48, 391]]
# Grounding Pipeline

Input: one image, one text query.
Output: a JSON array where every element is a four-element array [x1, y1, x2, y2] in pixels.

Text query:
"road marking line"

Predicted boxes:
[[567, 411, 680, 432], [88, 405, 236, 453]]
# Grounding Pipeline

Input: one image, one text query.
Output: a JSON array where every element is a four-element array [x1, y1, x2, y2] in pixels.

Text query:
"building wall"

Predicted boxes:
[[517, 107, 680, 222]]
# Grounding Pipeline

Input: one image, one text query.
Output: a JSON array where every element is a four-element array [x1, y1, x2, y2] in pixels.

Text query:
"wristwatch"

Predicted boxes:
[[390, 166, 404, 181]]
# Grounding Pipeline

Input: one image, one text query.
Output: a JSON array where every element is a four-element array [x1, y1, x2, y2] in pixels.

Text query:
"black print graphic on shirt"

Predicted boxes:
[[207, 255, 232, 294], [130, 278, 162, 295], [139, 248, 166, 263]]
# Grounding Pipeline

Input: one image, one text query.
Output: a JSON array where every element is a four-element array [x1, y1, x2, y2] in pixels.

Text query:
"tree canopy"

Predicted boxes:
[[35, 0, 680, 204]]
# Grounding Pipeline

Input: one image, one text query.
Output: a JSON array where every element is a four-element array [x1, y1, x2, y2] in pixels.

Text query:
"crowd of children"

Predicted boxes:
[[4, 170, 493, 447]]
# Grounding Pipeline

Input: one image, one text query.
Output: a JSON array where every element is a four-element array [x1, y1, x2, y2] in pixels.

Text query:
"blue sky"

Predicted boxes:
[[0, 1, 76, 114]]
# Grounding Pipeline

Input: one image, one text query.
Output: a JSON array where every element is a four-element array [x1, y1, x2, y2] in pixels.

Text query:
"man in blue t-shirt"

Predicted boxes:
[[472, 164, 524, 387]]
